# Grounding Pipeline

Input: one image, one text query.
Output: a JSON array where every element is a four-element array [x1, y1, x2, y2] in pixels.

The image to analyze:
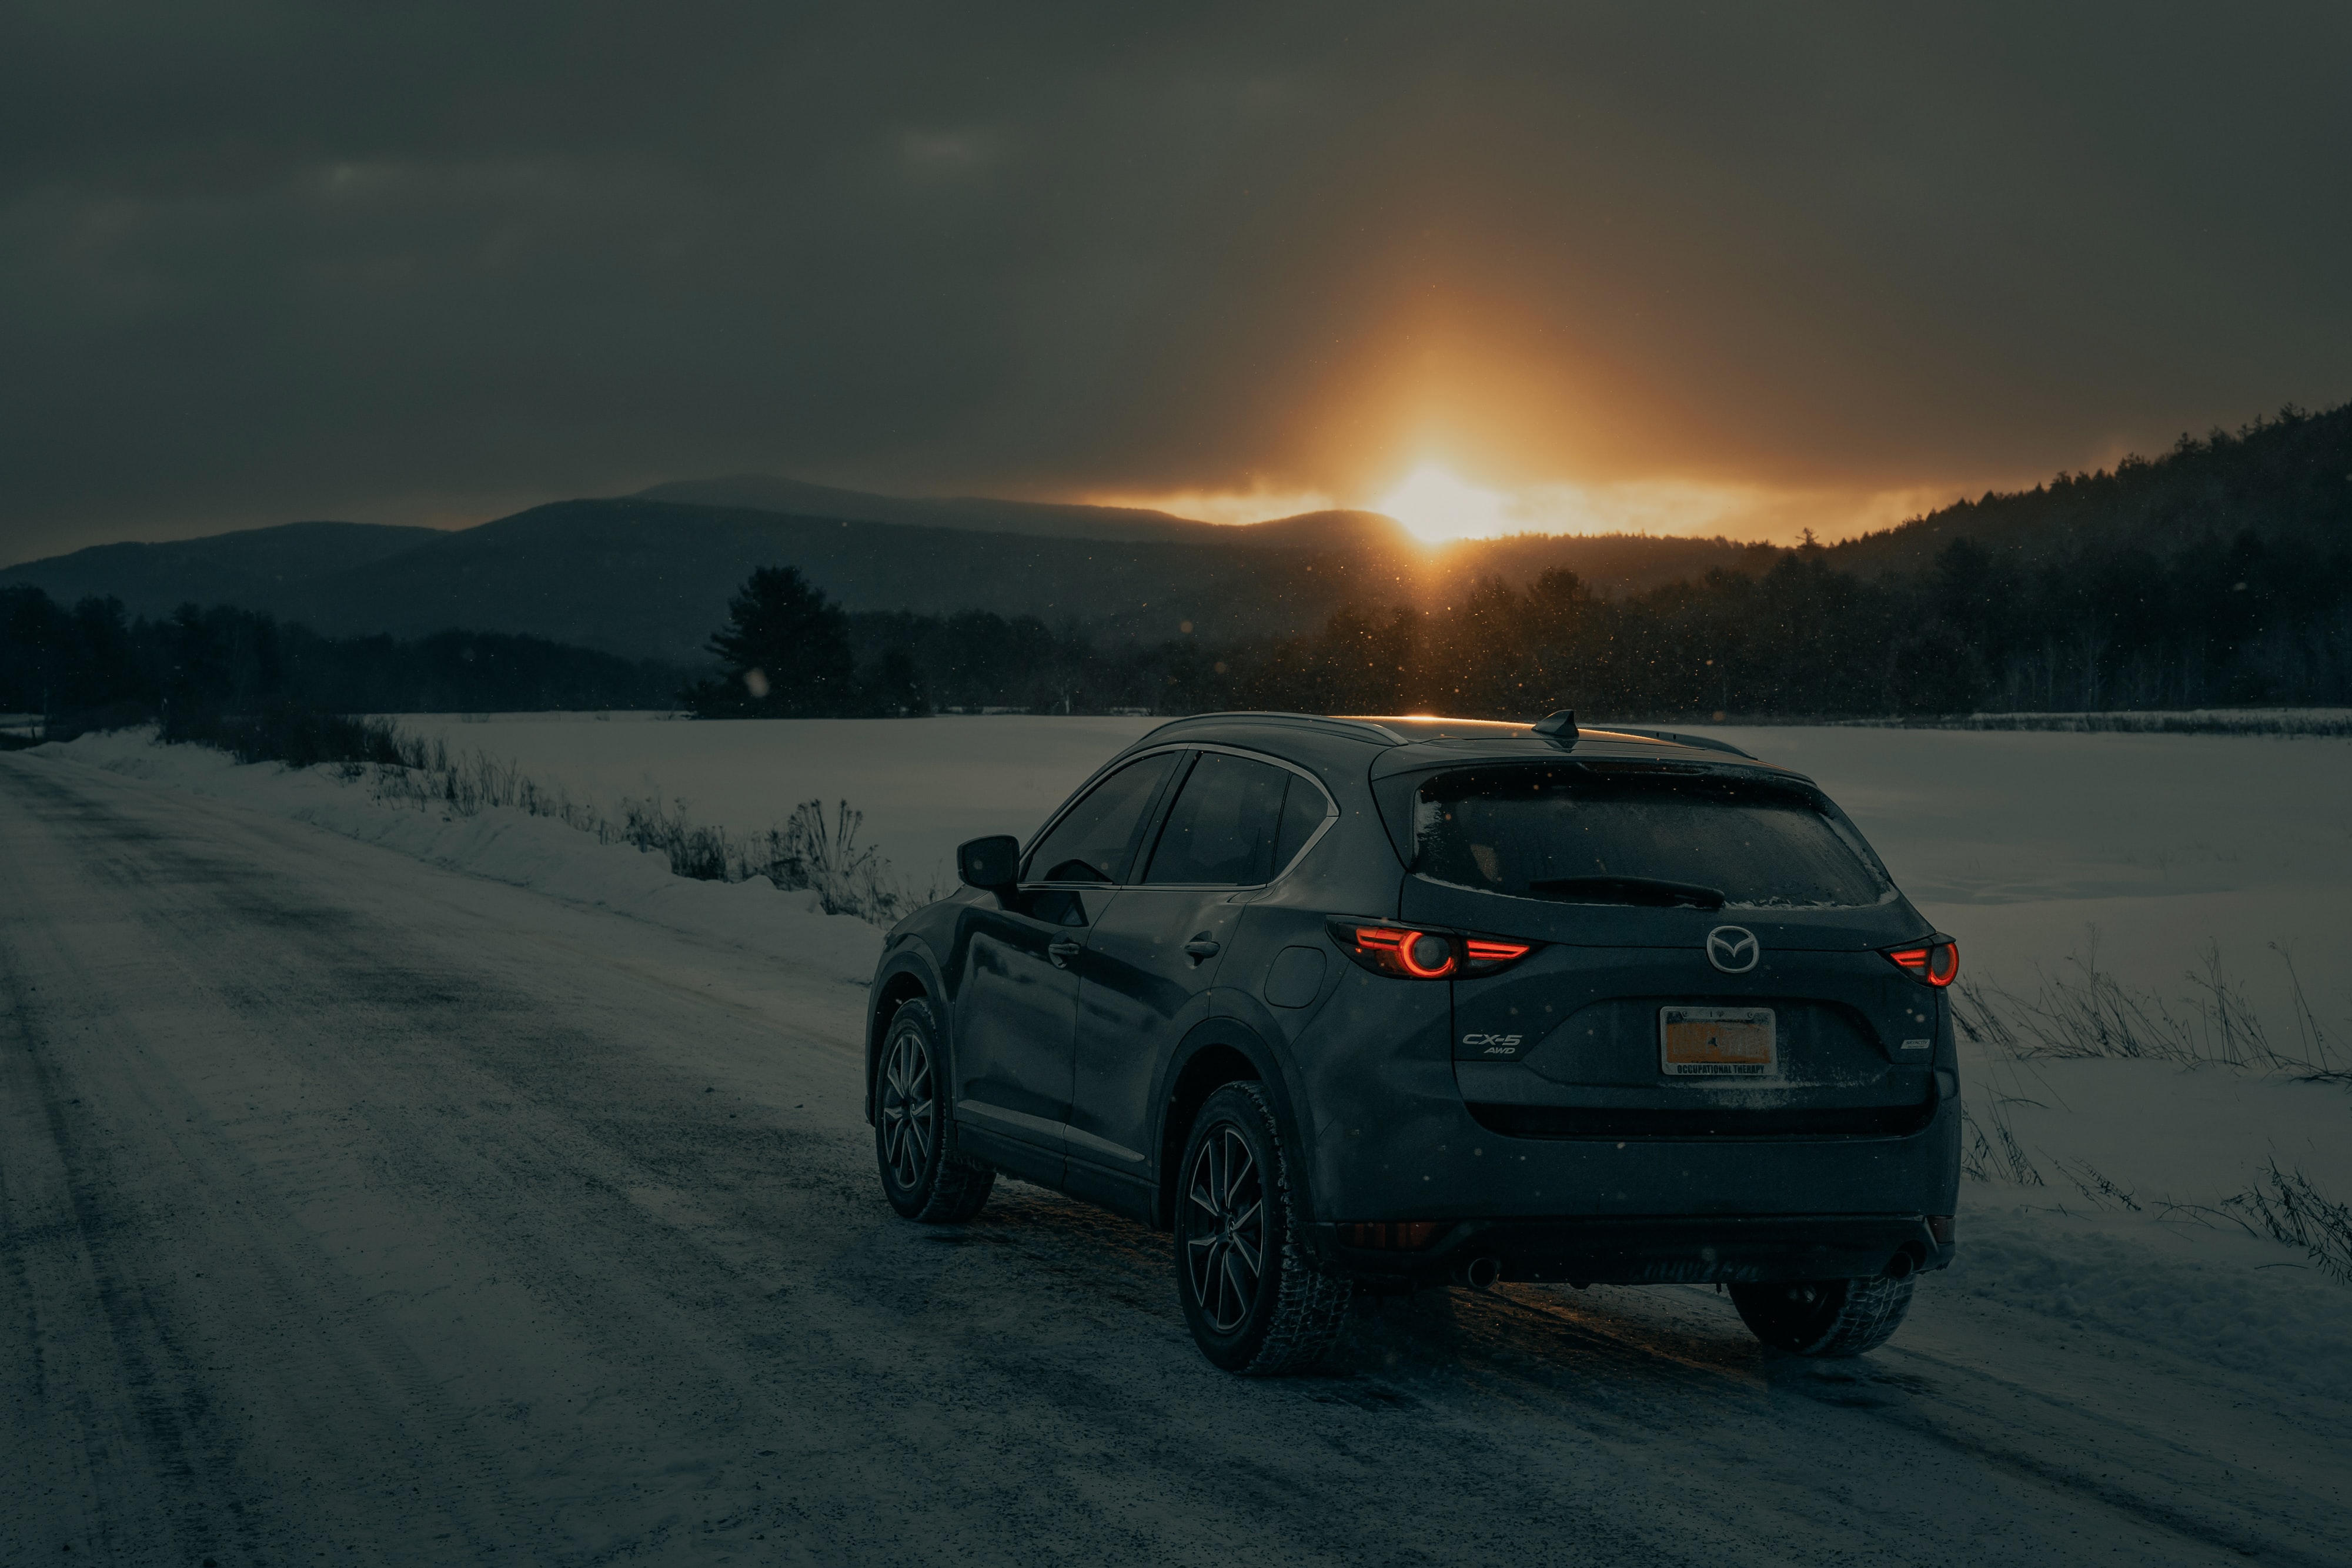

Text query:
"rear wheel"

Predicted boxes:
[[1174, 1082, 1349, 1375], [1729, 1272, 1915, 1356], [875, 999, 993, 1223]]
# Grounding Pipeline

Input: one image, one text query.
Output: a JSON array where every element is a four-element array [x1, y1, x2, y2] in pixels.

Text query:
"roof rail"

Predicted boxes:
[[1135, 711, 1406, 745]]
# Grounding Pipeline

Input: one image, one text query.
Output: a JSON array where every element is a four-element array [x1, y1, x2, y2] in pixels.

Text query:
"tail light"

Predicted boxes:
[[1331, 922, 1536, 979], [1885, 937, 1959, 988], [1347, 925, 1457, 978]]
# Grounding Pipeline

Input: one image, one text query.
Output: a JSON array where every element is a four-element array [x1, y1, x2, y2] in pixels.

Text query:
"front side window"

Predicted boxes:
[[1025, 752, 1181, 884], [1143, 753, 1299, 886], [1408, 765, 1893, 909]]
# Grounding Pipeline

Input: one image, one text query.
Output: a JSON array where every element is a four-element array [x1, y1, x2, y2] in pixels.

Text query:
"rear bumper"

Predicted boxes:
[[1317, 1212, 1954, 1287]]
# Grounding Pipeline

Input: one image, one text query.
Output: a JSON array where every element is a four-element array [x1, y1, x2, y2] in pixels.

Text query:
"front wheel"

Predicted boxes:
[[1729, 1272, 1915, 1356], [874, 999, 993, 1223], [1174, 1082, 1349, 1375]]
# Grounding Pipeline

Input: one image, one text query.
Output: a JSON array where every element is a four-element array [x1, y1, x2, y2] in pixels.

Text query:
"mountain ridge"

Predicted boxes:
[[2, 496, 1751, 661], [633, 473, 1215, 544], [11, 399, 2341, 662]]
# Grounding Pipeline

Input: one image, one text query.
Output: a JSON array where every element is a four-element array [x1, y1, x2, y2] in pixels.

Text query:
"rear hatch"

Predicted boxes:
[[1377, 751, 1943, 1138]]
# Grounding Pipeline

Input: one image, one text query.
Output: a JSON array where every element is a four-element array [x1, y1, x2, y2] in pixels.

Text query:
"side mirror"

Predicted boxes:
[[957, 835, 1021, 900]]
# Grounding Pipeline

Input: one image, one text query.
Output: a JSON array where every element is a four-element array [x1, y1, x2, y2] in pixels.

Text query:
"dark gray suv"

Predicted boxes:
[[865, 712, 1960, 1373]]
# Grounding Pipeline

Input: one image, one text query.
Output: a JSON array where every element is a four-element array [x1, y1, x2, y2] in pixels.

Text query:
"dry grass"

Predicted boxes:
[[1959, 935, 2343, 1078], [2225, 1162, 2352, 1286], [368, 734, 942, 927], [1955, 945, 2352, 1285]]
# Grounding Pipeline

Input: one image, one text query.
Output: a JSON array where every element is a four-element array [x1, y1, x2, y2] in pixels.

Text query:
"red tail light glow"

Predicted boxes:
[[1335, 923, 1538, 979], [1886, 939, 1959, 988], [1351, 926, 1456, 978]]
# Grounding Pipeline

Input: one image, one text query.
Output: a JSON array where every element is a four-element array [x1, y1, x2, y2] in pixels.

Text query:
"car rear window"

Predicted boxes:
[[1399, 764, 1894, 909]]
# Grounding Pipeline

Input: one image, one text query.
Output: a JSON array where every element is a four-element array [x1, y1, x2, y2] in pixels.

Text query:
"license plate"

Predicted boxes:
[[1659, 1006, 1778, 1078]]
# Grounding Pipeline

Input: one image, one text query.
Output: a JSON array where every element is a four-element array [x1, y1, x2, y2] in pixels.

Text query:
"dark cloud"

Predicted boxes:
[[5, 2, 2348, 561]]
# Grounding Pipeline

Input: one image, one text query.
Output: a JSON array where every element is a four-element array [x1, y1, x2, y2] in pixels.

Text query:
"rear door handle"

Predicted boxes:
[[1183, 936, 1222, 963], [1048, 938, 1083, 967]]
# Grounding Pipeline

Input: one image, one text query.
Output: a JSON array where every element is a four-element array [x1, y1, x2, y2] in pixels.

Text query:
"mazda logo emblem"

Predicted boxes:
[[1706, 925, 1760, 974]]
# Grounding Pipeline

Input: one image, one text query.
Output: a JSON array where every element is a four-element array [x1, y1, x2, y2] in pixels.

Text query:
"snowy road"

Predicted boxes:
[[4, 753, 2346, 1566]]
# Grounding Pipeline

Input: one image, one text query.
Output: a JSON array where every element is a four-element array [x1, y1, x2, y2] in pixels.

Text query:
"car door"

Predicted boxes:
[[951, 751, 1182, 1179], [1068, 750, 1327, 1199]]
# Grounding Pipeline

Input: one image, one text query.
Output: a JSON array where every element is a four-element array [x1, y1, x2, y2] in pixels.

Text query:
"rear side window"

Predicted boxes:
[[1027, 752, 1181, 883], [1406, 764, 1893, 909], [1272, 771, 1331, 868], [1144, 753, 1299, 885]]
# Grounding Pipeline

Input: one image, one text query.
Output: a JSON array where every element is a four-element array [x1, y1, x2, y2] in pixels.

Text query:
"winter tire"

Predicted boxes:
[[875, 999, 994, 1223], [1174, 1081, 1350, 1375], [1729, 1272, 1916, 1357]]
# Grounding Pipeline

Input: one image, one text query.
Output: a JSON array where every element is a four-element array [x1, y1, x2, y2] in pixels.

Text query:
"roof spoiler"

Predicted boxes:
[[1602, 726, 1757, 760]]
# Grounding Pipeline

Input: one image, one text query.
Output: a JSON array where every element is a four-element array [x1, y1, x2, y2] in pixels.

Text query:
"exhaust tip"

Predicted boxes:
[[1455, 1255, 1502, 1289], [1884, 1250, 1917, 1281]]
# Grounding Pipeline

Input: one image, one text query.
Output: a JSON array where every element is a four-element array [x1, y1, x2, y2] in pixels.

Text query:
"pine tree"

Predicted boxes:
[[691, 566, 860, 716]]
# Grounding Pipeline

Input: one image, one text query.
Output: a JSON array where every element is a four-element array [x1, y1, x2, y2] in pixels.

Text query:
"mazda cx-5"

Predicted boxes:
[[863, 711, 1960, 1373]]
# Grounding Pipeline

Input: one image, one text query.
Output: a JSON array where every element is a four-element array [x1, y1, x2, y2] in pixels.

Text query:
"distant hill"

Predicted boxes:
[[2, 492, 1760, 662], [634, 473, 1219, 545], [0, 520, 441, 623], [279, 498, 1385, 657], [1222, 509, 1421, 551], [1829, 400, 2352, 576]]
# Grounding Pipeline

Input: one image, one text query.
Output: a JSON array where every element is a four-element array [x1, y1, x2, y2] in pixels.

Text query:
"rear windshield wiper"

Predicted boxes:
[[1524, 875, 1726, 910]]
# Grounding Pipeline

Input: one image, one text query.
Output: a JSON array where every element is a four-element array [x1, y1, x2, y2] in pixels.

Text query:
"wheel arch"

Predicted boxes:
[[1152, 1019, 1313, 1231], [867, 948, 946, 1126]]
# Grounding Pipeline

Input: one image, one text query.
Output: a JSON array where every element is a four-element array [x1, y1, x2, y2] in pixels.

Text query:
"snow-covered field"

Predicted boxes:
[[382, 711, 2352, 1011], [12, 718, 2351, 1559], [1840, 707, 2352, 735]]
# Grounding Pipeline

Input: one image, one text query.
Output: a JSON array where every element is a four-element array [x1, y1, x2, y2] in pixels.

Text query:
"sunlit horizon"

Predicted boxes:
[[1085, 464, 1966, 548], [1376, 464, 1525, 543]]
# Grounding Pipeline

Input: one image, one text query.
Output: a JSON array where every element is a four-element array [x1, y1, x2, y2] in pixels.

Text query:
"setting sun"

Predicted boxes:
[[1376, 464, 1523, 543]]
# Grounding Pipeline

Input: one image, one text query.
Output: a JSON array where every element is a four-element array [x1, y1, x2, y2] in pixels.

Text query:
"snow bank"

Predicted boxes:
[[389, 711, 1163, 897], [1946, 1201, 2352, 1401], [34, 728, 886, 986]]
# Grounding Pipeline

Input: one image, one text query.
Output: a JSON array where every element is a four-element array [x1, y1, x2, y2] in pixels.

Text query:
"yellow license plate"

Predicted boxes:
[[1659, 1007, 1778, 1078]]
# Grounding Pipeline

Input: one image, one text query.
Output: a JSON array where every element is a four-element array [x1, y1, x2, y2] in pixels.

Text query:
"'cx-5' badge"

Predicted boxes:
[[1705, 925, 1760, 974]]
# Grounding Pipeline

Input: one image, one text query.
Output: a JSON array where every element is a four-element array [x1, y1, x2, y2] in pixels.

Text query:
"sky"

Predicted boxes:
[[4, 2, 2349, 563]]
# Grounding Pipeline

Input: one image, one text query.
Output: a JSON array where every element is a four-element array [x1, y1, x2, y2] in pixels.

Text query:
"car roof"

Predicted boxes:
[[1124, 711, 1801, 780]]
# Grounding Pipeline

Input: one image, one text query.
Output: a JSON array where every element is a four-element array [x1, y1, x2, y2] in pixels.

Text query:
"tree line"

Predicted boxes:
[[15, 521, 2336, 737], [1168, 528, 2348, 718], [0, 587, 682, 733], [686, 524, 2349, 720], [691, 403, 2352, 720]]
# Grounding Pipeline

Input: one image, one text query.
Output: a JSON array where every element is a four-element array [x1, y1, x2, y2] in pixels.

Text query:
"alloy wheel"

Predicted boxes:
[[878, 1029, 935, 1190], [1184, 1124, 1265, 1333]]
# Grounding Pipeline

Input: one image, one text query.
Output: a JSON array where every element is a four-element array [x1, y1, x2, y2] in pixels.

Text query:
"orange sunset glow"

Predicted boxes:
[[1376, 465, 1519, 543]]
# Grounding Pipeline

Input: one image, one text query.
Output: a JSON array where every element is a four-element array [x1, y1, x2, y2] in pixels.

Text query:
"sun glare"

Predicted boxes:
[[1376, 464, 1521, 543]]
